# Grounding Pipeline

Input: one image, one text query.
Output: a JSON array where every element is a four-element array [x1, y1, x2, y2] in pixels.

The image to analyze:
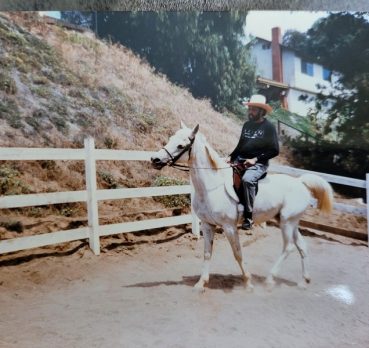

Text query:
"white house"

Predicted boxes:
[[248, 27, 339, 117]]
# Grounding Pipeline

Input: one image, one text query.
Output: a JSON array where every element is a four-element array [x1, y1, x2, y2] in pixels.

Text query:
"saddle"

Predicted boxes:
[[231, 162, 267, 204]]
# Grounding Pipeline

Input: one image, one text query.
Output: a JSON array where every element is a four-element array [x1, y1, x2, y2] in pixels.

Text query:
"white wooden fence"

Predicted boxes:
[[0, 138, 199, 255], [0, 139, 368, 255]]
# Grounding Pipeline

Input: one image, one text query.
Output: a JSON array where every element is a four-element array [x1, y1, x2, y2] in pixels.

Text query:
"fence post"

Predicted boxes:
[[366, 173, 369, 245], [84, 137, 100, 255], [190, 177, 200, 238]]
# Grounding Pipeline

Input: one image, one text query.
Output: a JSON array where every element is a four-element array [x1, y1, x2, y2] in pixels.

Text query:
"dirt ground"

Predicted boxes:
[[0, 225, 368, 348]]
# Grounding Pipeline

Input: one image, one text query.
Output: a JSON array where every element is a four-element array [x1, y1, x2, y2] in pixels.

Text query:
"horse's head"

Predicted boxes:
[[151, 122, 199, 170]]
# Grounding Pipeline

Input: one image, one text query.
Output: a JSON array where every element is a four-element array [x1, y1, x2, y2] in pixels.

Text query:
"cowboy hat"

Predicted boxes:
[[242, 94, 273, 114]]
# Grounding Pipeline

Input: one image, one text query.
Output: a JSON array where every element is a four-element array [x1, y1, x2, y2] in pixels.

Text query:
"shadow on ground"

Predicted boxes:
[[124, 273, 297, 293]]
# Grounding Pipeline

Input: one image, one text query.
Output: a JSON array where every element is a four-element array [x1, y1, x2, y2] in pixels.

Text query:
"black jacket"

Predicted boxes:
[[230, 119, 279, 165]]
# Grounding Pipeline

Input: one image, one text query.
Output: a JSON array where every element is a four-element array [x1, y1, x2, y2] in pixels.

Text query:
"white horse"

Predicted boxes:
[[151, 122, 334, 291]]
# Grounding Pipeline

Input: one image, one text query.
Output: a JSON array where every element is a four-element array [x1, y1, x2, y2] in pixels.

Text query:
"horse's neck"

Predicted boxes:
[[189, 135, 225, 192]]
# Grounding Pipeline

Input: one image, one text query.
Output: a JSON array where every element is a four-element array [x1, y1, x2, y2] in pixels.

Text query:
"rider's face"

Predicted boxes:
[[248, 106, 264, 122]]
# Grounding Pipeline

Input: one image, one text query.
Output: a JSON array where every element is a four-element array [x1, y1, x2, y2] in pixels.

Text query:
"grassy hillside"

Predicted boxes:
[[0, 12, 245, 241], [1, 13, 242, 149]]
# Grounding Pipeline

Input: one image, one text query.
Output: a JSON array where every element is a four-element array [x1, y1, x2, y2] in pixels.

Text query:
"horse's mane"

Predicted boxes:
[[197, 133, 225, 170], [194, 131, 239, 202]]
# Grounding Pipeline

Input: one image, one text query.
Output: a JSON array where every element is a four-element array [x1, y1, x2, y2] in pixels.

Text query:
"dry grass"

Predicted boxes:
[[2, 12, 242, 153], [0, 12, 243, 238], [35, 18, 242, 153]]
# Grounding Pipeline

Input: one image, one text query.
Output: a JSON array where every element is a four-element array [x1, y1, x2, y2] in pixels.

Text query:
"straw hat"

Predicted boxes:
[[242, 94, 273, 114]]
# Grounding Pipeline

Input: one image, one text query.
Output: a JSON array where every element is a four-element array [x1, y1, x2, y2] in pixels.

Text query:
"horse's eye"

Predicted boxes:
[[177, 144, 185, 149]]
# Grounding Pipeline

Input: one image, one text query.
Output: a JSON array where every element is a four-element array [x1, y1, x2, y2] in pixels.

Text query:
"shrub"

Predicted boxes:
[[25, 116, 41, 130], [0, 165, 31, 195], [0, 72, 17, 94], [103, 136, 118, 149], [287, 136, 369, 180], [0, 220, 23, 233], [98, 170, 119, 189], [54, 203, 81, 217], [32, 75, 49, 85], [31, 86, 51, 98], [152, 176, 190, 208], [0, 98, 23, 129]]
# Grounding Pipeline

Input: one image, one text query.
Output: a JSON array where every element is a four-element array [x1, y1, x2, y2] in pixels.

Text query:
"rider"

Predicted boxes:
[[227, 94, 279, 230]]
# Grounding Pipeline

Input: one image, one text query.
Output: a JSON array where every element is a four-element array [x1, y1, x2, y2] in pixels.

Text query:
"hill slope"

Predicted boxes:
[[1, 12, 241, 151], [0, 12, 245, 239]]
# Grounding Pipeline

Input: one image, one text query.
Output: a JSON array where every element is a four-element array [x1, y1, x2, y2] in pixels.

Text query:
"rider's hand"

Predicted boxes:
[[225, 156, 231, 164], [243, 157, 257, 168]]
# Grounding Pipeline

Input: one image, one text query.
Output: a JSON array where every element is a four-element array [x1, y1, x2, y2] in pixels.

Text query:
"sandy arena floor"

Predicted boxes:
[[0, 226, 368, 348]]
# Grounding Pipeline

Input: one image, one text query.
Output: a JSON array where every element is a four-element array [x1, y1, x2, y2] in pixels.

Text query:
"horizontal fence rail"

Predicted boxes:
[[0, 186, 191, 209], [0, 138, 198, 255], [0, 140, 367, 255], [270, 164, 366, 188], [270, 164, 367, 217]]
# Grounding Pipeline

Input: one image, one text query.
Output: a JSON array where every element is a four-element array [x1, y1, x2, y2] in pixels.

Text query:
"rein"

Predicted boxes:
[[161, 137, 239, 172]]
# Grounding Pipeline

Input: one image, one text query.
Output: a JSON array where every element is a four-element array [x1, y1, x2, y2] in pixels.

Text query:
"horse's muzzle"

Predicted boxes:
[[150, 157, 167, 170]]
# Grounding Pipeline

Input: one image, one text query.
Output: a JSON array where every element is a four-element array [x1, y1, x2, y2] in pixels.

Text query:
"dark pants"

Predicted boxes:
[[242, 163, 268, 218]]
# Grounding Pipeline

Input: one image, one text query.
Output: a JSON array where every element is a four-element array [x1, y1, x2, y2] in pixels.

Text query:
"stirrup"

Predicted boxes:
[[241, 218, 253, 230]]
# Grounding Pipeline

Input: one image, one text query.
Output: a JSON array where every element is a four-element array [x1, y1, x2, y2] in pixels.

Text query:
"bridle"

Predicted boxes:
[[160, 136, 235, 172], [161, 136, 195, 172]]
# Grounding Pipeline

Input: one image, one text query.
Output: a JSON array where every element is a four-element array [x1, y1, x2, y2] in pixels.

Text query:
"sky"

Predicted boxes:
[[245, 11, 329, 40], [45, 11, 61, 19]]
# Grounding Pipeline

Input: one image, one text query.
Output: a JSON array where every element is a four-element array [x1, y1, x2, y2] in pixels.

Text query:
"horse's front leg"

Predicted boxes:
[[223, 224, 253, 291], [194, 222, 215, 292]]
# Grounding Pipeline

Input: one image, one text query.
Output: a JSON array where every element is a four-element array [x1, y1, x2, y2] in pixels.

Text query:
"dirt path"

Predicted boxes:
[[1, 226, 369, 348]]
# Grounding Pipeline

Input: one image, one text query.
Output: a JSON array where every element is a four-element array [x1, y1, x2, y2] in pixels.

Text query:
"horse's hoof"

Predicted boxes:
[[297, 281, 308, 290], [298, 276, 311, 289], [193, 284, 206, 293], [246, 283, 254, 293], [265, 278, 275, 291], [193, 279, 207, 293]]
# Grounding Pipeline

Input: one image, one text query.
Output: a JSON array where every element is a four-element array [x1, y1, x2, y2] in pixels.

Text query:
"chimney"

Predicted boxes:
[[271, 27, 283, 83]]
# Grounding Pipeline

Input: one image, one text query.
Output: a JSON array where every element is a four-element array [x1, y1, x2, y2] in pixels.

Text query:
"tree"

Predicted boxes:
[[61, 11, 256, 113], [282, 12, 369, 180], [60, 11, 96, 28], [283, 12, 369, 149]]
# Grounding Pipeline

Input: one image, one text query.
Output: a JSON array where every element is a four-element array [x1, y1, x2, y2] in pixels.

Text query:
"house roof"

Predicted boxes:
[[256, 76, 289, 89], [248, 36, 293, 52]]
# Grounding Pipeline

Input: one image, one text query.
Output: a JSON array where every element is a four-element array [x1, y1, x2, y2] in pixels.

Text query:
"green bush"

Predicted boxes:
[[0, 72, 17, 95], [98, 171, 119, 189], [0, 165, 31, 195], [152, 176, 190, 208], [287, 136, 369, 180], [0, 98, 22, 129]]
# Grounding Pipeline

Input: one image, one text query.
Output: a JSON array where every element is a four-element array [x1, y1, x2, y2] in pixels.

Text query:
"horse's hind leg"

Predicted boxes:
[[266, 219, 296, 288], [293, 226, 311, 287], [223, 224, 253, 291], [194, 222, 215, 292]]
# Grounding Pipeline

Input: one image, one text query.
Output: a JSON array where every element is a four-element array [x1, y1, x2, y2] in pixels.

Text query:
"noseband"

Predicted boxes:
[[161, 137, 195, 171]]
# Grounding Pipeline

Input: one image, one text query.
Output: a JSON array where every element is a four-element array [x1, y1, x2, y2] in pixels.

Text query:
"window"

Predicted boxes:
[[301, 60, 314, 76], [323, 68, 332, 81]]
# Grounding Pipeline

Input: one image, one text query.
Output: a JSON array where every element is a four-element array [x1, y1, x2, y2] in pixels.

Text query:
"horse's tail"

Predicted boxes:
[[299, 174, 334, 214]]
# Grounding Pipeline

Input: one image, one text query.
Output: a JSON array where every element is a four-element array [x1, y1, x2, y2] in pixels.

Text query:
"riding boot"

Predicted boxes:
[[241, 211, 253, 230]]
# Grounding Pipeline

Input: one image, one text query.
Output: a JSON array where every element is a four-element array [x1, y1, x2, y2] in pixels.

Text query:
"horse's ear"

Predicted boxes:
[[180, 120, 188, 129], [190, 124, 199, 140]]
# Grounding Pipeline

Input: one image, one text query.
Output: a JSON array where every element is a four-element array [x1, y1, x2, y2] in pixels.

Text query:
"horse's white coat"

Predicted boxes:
[[151, 123, 334, 291]]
